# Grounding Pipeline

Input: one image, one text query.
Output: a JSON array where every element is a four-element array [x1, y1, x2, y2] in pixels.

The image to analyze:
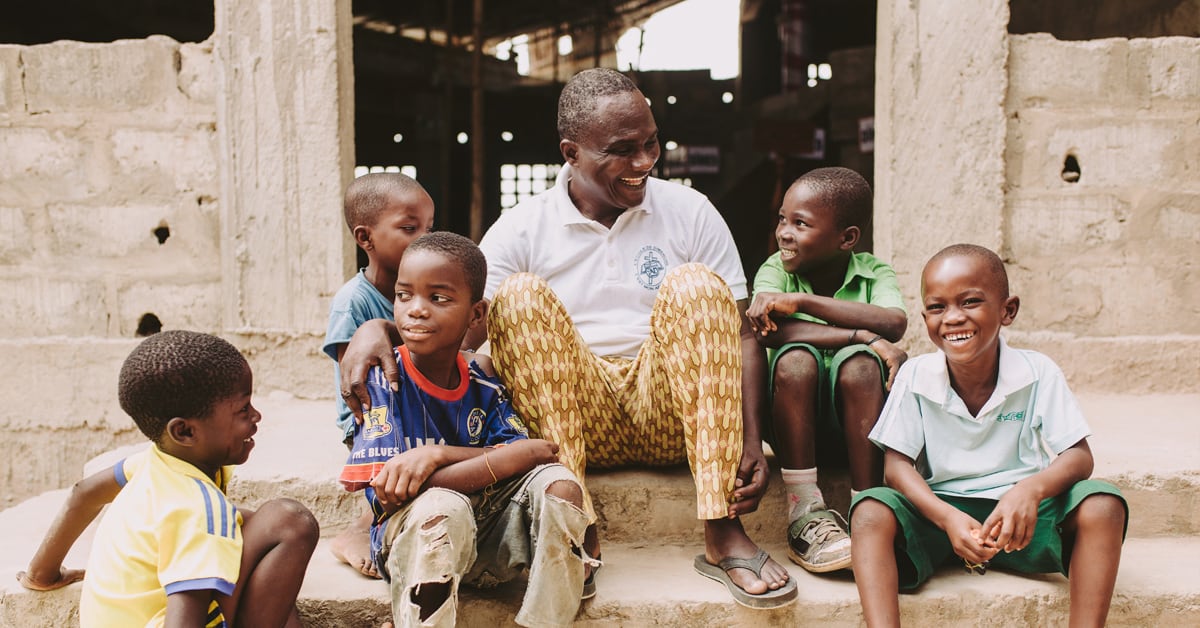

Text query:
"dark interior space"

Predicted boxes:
[[2, 0, 880, 280]]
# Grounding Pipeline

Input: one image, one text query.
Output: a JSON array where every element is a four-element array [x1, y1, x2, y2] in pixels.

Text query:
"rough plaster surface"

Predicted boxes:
[[0, 0, 354, 502], [874, 0, 1011, 301], [876, 5, 1200, 393]]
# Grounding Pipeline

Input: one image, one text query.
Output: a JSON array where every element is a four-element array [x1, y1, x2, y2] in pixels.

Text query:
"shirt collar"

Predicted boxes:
[[911, 336, 1037, 417], [553, 163, 651, 226]]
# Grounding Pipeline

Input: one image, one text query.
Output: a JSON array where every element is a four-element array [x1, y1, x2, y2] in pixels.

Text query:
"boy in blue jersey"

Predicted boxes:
[[324, 172, 435, 577], [18, 330, 319, 627], [342, 231, 592, 628], [849, 244, 1128, 627]]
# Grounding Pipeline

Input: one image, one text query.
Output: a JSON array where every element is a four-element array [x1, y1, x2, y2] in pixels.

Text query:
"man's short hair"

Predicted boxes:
[[795, 167, 873, 230], [343, 173, 427, 231], [927, 243, 1011, 298], [406, 232, 488, 302], [557, 68, 640, 141], [118, 330, 249, 443]]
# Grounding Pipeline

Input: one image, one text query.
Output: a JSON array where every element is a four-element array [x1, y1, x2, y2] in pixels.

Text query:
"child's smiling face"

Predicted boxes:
[[921, 253, 1019, 369], [775, 181, 852, 275], [188, 362, 260, 476]]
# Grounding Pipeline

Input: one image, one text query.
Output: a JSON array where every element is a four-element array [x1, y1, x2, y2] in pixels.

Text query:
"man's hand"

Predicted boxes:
[[981, 482, 1041, 553], [868, 337, 908, 391], [370, 447, 445, 506], [16, 567, 84, 592], [746, 293, 803, 336], [340, 320, 400, 423], [728, 445, 769, 517]]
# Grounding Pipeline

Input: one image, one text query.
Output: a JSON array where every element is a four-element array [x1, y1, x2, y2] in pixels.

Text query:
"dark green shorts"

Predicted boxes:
[[767, 342, 886, 432], [849, 480, 1127, 590]]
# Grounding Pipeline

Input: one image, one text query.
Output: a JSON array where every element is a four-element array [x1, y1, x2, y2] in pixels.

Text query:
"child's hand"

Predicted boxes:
[[981, 482, 1040, 552], [747, 293, 800, 335], [16, 567, 85, 592], [370, 447, 444, 506], [867, 337, 908, 390], [509, 439, 560, 466], [942, 510, 997, 566]]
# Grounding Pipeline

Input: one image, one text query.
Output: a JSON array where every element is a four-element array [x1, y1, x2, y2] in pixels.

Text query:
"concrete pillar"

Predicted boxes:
[[214, 0, 356, 334], [873, 0, 1011, 313]]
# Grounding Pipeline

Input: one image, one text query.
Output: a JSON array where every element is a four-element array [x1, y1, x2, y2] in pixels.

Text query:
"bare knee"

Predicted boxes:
[[836, 354, 884, 397], [850, 499, 898, 539], [1073, 494, 1127, 533], [545, 478, 584, 507], [256, 498, 320, 546], [774, 349, 819, 390]]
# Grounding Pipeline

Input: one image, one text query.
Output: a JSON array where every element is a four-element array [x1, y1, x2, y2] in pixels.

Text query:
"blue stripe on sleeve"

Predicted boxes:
[[164, 576, 237, 597], [113, 459, 128, 488], [215, 490, 229, 538], [193, 478, 215, 535]]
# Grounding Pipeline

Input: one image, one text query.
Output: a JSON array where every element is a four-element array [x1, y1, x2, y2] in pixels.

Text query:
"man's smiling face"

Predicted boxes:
[[562, 90, 660, 220]]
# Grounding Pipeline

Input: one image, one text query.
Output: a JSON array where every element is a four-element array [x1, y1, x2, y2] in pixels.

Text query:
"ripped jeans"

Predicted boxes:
[[377, 463, 594, 628]]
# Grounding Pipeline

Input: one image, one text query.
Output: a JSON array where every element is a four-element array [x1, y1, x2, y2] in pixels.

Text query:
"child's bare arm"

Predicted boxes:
[[749, 292, 906, 346], [164, 589, 213, 628], [370, 440, 559, 511], [18, 466, 123, 591], [883, 449, 996, 565], [981, 438, 1095, 552], [426, 439, 559, 495]]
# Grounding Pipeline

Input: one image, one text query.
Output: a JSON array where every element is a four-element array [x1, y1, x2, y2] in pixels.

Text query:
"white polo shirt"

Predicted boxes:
[[869, 338, 1092, 499], [480, 164, 747, 359]]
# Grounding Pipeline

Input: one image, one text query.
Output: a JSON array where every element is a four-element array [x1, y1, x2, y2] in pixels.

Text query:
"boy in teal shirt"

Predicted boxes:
[[747, 167, 907, 573]]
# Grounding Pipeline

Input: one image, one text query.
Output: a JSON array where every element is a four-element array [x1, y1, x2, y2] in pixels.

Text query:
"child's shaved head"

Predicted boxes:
[[405, 232, 488, 302], [925, 244, 1010, 298], [343, 173, 429, 231], [793, 167, 873, 229]]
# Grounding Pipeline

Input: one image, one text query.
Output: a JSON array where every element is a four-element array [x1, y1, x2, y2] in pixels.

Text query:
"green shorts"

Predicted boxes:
[[849, 480, 1127, 590], [766, 342, 886, 432]]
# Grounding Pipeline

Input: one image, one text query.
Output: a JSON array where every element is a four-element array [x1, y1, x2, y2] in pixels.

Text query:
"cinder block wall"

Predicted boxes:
[[875, 1, 1200, 394], [1002, 34, 1200, 392], [0, 0, 356, 506], [0, 37, 221, 505]]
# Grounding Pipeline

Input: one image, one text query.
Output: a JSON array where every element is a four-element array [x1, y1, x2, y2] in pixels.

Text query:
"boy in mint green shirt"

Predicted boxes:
[[746, 167, 907, 574]]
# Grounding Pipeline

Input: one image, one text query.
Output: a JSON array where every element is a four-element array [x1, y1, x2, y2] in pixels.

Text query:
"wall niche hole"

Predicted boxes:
[[152, 221, 171, 245], [136, 313, 163, 337], [1061, 154, 1081, 183]]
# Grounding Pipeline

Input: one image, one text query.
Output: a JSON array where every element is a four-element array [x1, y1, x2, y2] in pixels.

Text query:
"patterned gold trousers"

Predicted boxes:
[[488, 263, 744, 521]]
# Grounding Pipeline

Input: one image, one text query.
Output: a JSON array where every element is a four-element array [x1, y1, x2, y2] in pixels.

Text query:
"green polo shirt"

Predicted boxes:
[[752, 251, 906, 360]]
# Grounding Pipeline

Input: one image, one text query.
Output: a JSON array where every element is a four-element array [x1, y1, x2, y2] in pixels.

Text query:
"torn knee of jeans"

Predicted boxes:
[[419, 514, 451, 553]]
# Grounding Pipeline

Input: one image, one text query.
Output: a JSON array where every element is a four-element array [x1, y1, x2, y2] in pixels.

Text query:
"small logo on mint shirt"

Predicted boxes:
[[995, 410, 1025, 422], [635, 245, 668, 289]]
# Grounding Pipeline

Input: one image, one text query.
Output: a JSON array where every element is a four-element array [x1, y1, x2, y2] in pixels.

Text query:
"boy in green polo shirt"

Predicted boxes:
[[746, 167, 907, 573]]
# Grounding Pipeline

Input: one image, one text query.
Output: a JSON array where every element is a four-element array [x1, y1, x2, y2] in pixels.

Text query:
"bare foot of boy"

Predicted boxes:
[[329, 528, 380, 579]]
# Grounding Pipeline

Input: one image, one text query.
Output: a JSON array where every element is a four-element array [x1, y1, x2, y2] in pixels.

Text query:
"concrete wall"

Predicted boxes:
[[0, 0, 356, 506], [875, 2, 1200, 394]]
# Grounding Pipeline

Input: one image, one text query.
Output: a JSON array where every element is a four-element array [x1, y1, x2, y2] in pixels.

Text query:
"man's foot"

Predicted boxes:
[[329, 528, 381, 579], [787, 509, 852, 573], [700, 518, 794, 605]]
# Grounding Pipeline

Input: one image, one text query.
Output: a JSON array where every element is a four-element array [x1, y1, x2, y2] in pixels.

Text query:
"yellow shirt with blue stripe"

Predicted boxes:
[[79, 445, 240, 628]]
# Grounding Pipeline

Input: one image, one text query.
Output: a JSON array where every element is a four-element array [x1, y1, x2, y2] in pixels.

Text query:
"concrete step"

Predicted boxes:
[[3, 530, 1198, 627], [1, 392, 1197, 626], [213, 393, 1199, 540]]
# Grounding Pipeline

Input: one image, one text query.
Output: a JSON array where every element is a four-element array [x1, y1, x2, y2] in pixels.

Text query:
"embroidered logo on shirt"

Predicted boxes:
[[995, 410, 1025, 422], [362, 406, 393, 440], [635, 245, 668, 289], [467, 407, 485, 443]]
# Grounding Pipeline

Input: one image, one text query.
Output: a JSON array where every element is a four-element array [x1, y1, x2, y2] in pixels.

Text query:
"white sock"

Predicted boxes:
[[781, 467, 824, 521]]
